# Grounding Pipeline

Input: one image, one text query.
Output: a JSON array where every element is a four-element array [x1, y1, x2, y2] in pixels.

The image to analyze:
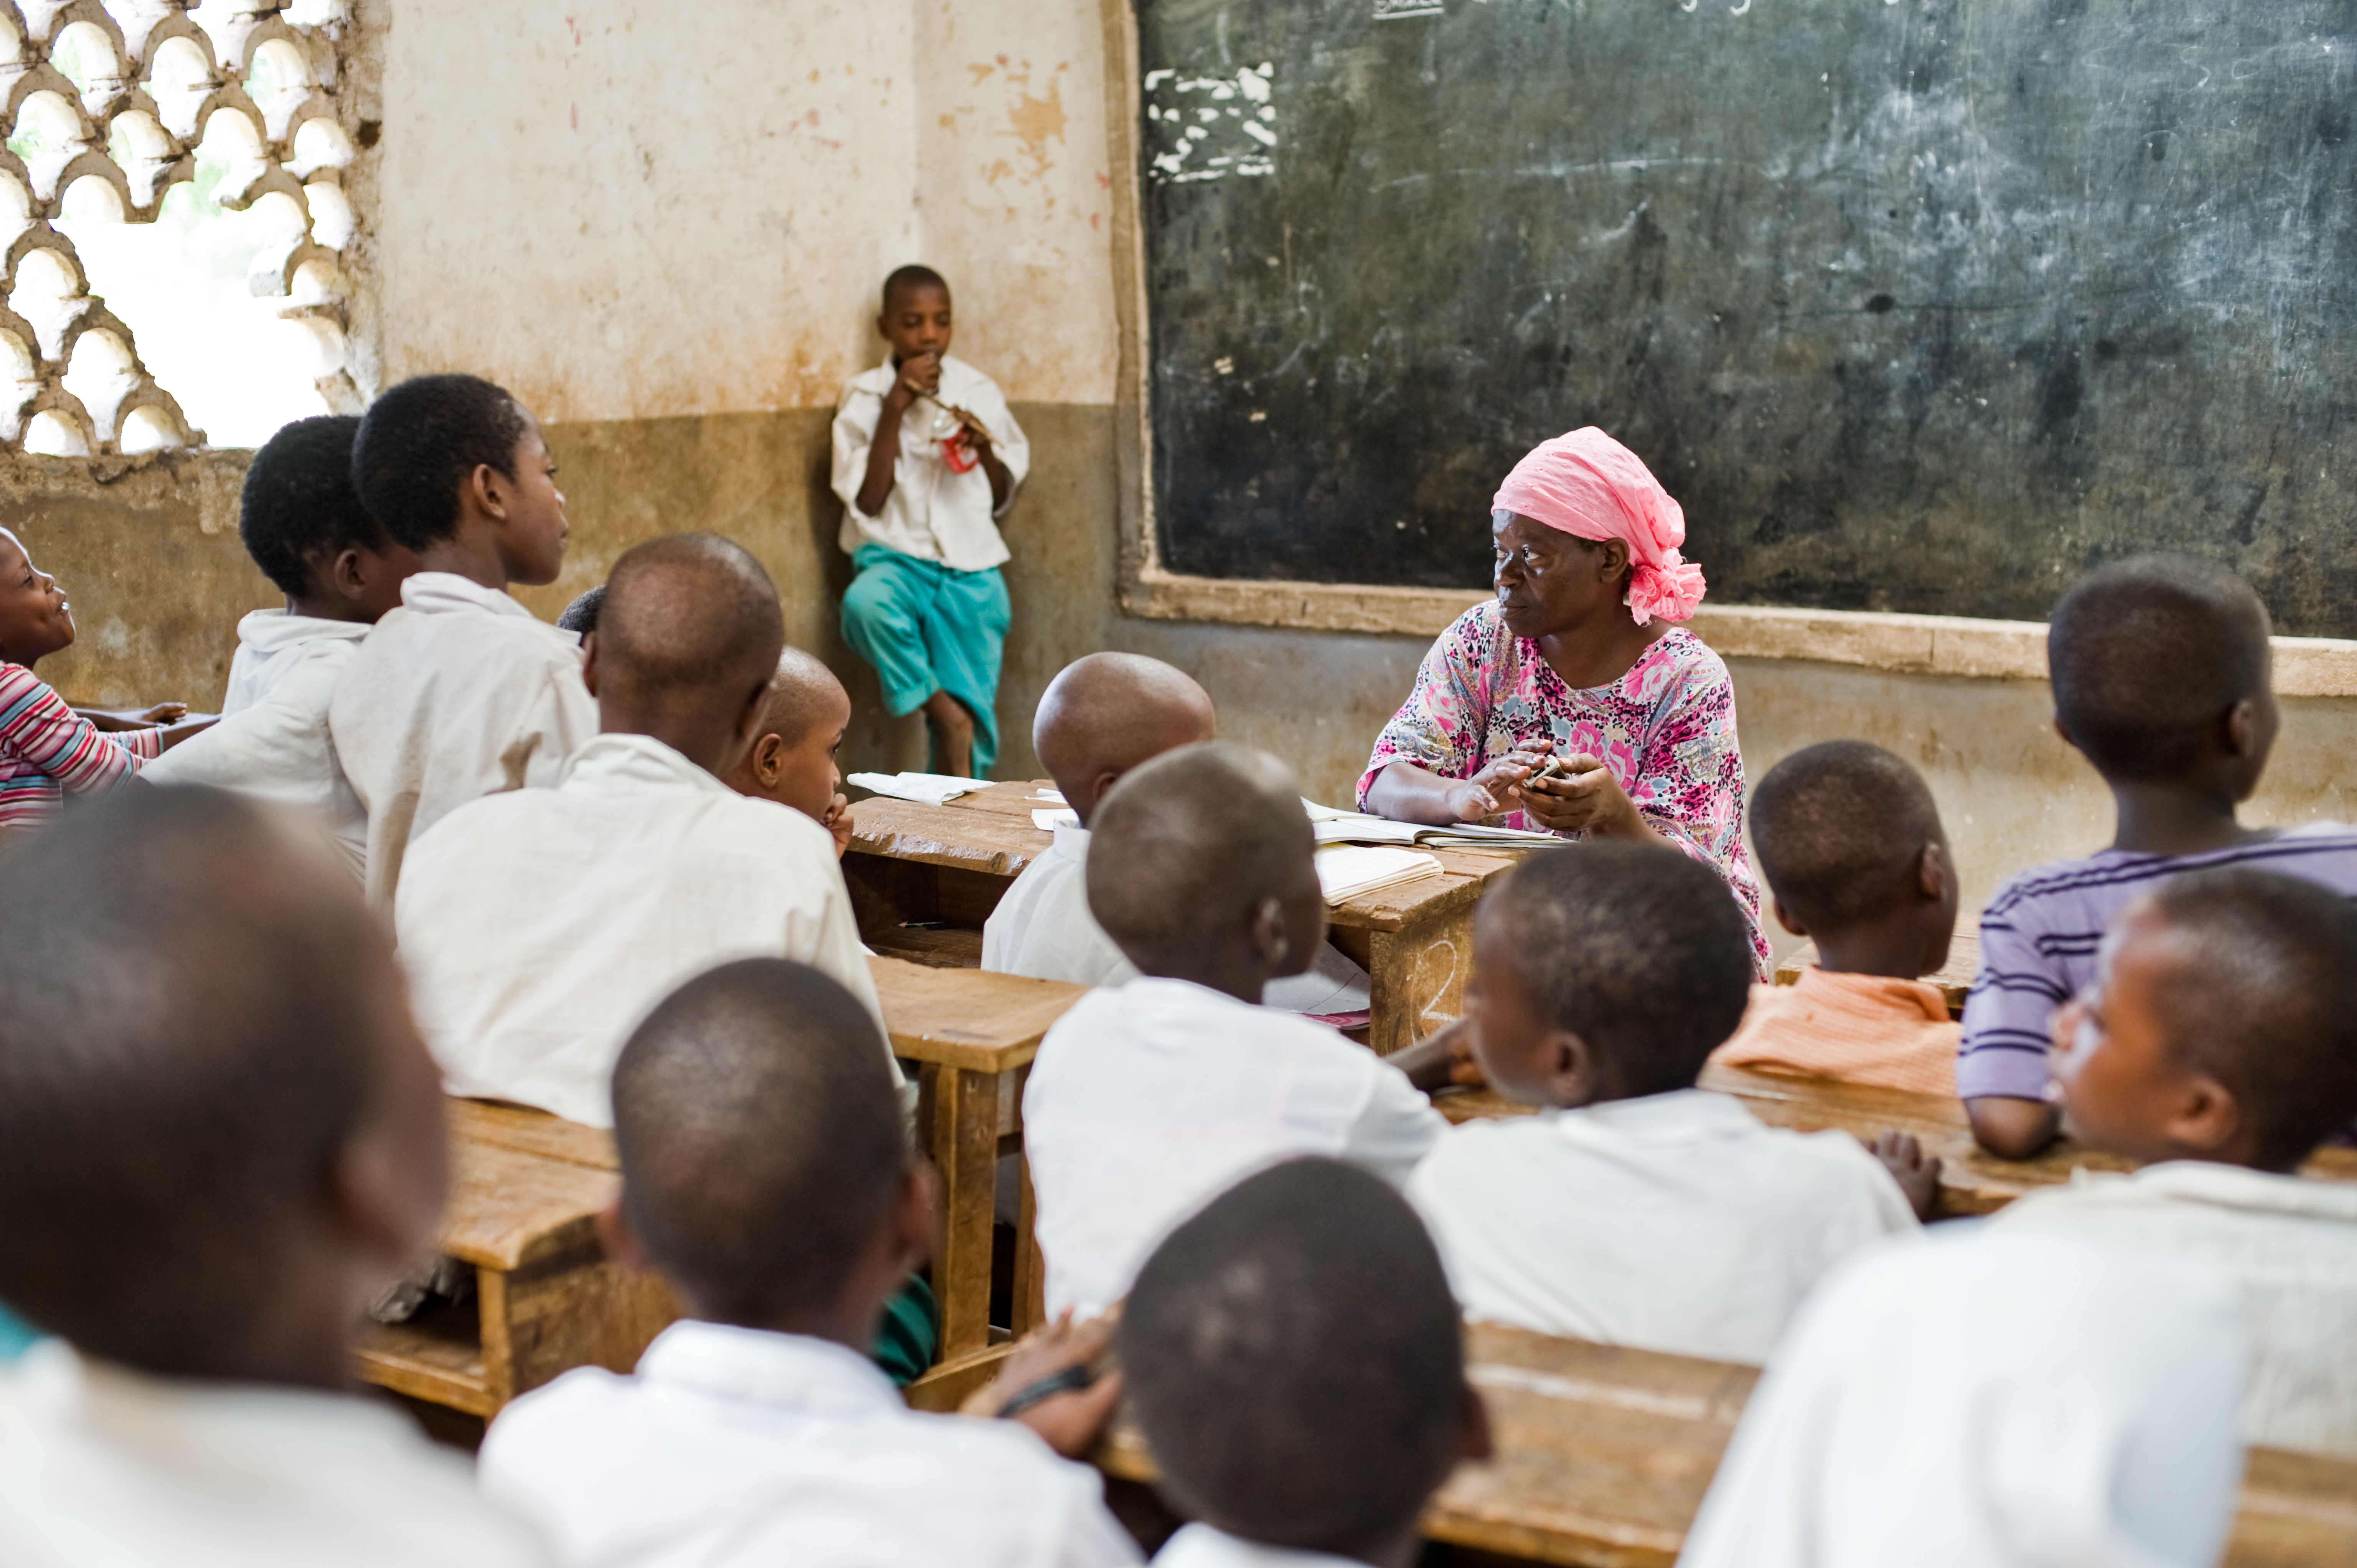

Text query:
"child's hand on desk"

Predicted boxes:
[[1391, 1017, 1486, 1094], [1867, 1130, 1943, 1222], [965, 1309, 1124, 1459], [821, 794, 854, 859]]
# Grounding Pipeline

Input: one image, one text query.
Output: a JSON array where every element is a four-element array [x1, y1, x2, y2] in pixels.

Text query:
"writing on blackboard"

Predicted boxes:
[[1143, 63, 1276, 184], [1375, 0, 1445, 17]]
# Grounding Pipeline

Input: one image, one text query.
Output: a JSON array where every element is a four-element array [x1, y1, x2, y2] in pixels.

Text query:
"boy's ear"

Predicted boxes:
[[755, 733, 788, 787], [1549, 1029, 1600, 1104], [2225, 697, 2262, 759], [580, 634, 602, 698], [596, 1193, 651, 1274], [1917, 840, 1950, 901], [1083, 768, 1123, 821], [2164, 1072, 2246, 1158], [1769, 893, 1808, 939], [466, 462, 508, 523], [328, 547, 367, 600], [1458, 1381, 1495, 1464]]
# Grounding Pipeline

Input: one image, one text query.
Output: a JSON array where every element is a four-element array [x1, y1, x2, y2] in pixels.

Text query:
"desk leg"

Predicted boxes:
[[478, 1248, 679, 1411], [1013, 1151, 1046, 1337], [921, 1062, 1000, 1359], [1365, 903, 1478, 1057]]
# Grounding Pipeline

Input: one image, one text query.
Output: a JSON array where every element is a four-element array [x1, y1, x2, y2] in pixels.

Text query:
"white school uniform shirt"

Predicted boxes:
[[1153, 1524, 1366, 1568], [0, 1339, 552, 1568], [831, 354, 1031, 571], [329, 571, 597, 911], [1991, 1160, 2357, 1459], [982, 824, 1375, 1013], [479, 1320, 1139, 1568], [1676, 1227, 2248, 1568], [1407, 1090, 1918, 1364], [1023, 977, 1447, 1318], [396, 731, 893, 1128], [145, 614, 372, 875]]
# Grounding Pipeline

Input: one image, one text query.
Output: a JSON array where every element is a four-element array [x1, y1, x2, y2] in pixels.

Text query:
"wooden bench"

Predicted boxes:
[[1434, 1066, 2357, 1217], [1093, 1321, 2357, 1567], [845, 780, 1519, 1054], [1773, 927, 1981, 1016]]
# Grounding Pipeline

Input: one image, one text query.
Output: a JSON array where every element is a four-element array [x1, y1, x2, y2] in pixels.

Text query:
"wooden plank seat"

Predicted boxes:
[[1433, 1065, 2357, 1217], [1093, 1322, 2357, 1568], [845, 780, 1521, 1054]]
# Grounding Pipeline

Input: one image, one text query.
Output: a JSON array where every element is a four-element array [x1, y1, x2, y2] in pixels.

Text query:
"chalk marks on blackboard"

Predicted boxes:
[[1143, 63, 1277, 184], [1375, 0, 1446, 18]]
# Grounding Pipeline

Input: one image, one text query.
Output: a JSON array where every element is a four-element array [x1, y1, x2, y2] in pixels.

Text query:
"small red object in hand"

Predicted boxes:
[[940, 435, 979, 473]]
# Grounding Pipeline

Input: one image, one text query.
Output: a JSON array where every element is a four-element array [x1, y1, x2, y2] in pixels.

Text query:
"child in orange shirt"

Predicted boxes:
[[1711, 740, 1961, 1096]]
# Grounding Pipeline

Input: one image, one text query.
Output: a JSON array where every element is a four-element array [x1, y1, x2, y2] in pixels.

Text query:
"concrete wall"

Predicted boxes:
[[16, 0, 2357, 970]]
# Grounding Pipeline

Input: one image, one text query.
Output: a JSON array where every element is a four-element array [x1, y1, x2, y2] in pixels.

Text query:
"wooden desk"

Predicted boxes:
[[353, 1110, 676, 1419], [1773, 929, 1982, 1016], [1434, 1066, 2357, 1217], [1095, 1322, 2357, 1568], [845, 780, 1518, 1054]]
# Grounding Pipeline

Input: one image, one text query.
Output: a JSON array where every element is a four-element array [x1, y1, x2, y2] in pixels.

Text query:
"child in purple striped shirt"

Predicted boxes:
[[1961, 555, 2357, 1158]]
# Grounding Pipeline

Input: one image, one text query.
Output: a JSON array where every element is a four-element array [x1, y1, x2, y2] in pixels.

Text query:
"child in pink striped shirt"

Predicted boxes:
[[0, 526, 208, 831]]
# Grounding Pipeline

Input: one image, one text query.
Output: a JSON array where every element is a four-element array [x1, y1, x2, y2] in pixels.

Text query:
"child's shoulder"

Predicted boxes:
[[1985, 822, 2357, 924]]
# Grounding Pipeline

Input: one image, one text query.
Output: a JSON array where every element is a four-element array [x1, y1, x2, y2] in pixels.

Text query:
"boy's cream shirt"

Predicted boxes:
[[831, 354, 1030, 572], [1994, 1159, 2357, 1459], [328, 572, 597, 911], [396, 730, 893, 1129], [0, 1339, 552, 1568]]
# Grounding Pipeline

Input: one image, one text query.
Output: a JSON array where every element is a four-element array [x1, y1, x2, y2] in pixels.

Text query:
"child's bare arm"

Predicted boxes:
[[1965, 1095, 2060, 1160], [946, 405, 1015, 512], [1868, 1130, 1942, 1222], [854, 355, 940, 517], [963, 1309, 1124, 1459], [1392, 1017, 1486, 1093]]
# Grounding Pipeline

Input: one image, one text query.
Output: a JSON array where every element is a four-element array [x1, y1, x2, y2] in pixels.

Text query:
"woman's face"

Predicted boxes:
[[0, 527, 75, 665], [1492, 512, 1627, 641]]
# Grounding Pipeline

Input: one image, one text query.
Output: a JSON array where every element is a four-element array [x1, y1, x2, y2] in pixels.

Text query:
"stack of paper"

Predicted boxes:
[[846, 771, 992, 806], [1031, 807, 1080, 830], [1309, 812, 1561, 850], [1315, 845, 1445, 904]]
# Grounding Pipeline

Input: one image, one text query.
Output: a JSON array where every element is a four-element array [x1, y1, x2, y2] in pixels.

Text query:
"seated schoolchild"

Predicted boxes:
[[0, 524, 209, 832], [1992, 868, 2357, 1458], [397, 534, 890, 1128], [984, 652, 1372, 1013], [1122, 1158, 1489, 1568], [1677, 1226, 2248, 1568], [0, 785, 550, 1566], [1962, 555, 2357, 1157], [722, 647, 856, 857], [329, 374, 597, 910], [1406, 843, 1931, 1364], [1709, 740, 1961, 1095], [478, 958, 1139, 1568], [1021, 741, 1446, 1318], [145, 416, 419, 875]]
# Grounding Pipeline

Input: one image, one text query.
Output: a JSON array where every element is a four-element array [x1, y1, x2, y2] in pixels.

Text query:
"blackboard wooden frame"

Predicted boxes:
[[1091, 0, 2357, 695]]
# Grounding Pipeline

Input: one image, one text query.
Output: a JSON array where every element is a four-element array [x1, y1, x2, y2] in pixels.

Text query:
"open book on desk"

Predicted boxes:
[[1315, 845, 1447, 904], [1310, 810, 1563, 851]]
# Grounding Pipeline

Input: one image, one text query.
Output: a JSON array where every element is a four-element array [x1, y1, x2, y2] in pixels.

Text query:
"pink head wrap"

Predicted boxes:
[[1490, 427, 1706, 626]]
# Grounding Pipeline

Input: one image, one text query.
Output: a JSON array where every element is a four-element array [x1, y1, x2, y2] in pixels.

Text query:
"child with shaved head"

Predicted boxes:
[[1021, 741, 1445, 1318], [1408, 843, 1927, 1363], [397, 534, 890, 1129], [722, 646, 856, 857], [1123, 1159, 1488, 1568], [1961, 555, 2357, 1157], [479, 959, 1137, 1568], [986, 652, 1373, 1014], [0, 786, 549, 1566], [1991, 868, 2357, 1458], [1710, 740, 1962, 1095]]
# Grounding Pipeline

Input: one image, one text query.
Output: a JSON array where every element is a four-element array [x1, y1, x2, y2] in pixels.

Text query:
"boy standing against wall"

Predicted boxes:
[[831, 265, 1029, 779]]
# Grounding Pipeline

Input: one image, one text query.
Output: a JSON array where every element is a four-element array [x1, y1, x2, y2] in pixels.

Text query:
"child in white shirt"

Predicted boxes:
[[329, 374, 596, 909], [397, 535, 888, 1129], [1408, 842, 1933, 1364], [0, 785, 549, 1568], [721, 647, 857, 857], [985, 651, 1372, 1013], [1121, 1158, 1488, 1568], [1022, 741, 1446, 1318], [145, 415, 419, 876], [831, 265, 1030, 778], [479, 957, 1137, 1568]]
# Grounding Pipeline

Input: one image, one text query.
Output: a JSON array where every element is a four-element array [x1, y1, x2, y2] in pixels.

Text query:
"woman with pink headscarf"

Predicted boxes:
[[1360, 427, 1765, 972]]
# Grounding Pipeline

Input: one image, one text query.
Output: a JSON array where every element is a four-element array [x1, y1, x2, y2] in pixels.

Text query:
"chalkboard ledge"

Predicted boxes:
[[1119, 567, 2357, 698]]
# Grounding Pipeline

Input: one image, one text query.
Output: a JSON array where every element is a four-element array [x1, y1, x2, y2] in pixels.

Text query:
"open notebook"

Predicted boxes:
[[1305, 802, 1562, 851], [846, 771, 993, 805], [1314, 845, 1446, 904]]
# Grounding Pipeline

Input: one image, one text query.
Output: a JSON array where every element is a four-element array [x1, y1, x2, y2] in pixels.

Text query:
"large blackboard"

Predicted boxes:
[[1138, 0, 2357, 636]]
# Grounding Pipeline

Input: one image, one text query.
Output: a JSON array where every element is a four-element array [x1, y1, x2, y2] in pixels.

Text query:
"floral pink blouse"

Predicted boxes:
[[1357, 602, 1767, 975]]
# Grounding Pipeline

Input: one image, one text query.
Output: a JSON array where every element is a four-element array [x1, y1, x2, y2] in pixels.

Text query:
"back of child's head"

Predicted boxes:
[[2048, 555, 2272, 782], [1085, 740, 1310, 962], [1750, 740, 1945, 933], [0, 784, 425, 1374], [1121, 1158, 1465, 1561], [758, 647, 848, 746], [2140, 868, 2357, 1169], [610, 958, 906, 1326], [1033, 651, 1215, 820], [595, 534, 785, 711], [240, 414, 385, 597], [1484, 843, 1753, 1094], [882, 262, 948, 308], [351, 372, 532, 552], [556, 582, 606, 637]]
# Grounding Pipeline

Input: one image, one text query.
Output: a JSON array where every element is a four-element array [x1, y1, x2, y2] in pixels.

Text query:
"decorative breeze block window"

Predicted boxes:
[[1, 0, 361, 455]]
